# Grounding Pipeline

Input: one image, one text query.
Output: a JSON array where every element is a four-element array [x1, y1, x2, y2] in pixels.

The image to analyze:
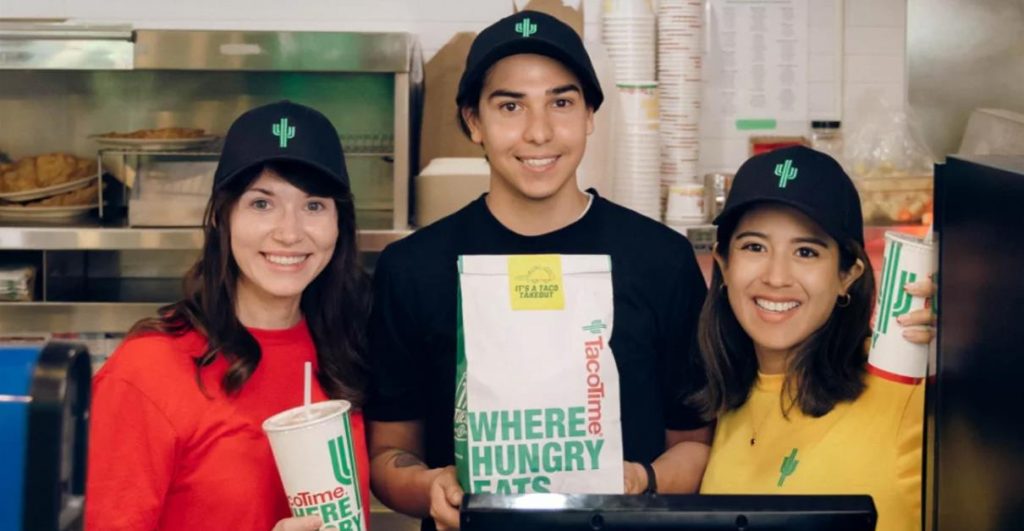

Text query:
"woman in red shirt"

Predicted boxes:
[[85, 101, 372, 531]]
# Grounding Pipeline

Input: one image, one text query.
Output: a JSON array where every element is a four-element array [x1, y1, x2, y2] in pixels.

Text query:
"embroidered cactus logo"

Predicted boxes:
[[582, 319, 607, 335], [328, 435, 354, 486], [872, 241, 917, 347], [273, 118, 296, 148], [775, 159, 798, 188], [515, 17, 538, 38], [777, 448, 799, 487]]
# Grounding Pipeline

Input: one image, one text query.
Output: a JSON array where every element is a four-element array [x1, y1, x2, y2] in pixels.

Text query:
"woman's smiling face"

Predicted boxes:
[[229, 169, 339, 305], [716, 204, 864, 365]]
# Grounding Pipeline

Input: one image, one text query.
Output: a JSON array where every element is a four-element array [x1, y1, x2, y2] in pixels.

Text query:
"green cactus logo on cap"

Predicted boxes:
[[775, 159, 798, 188], [273, 118, 296, 148], [516, 17, 538, 38], [777, 448, 799, 487]]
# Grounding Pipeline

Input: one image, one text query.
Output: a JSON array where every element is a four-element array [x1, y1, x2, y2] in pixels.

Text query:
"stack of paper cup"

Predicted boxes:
[[613, 82, 661, 220], [664, 182, 706, 230], [602, 0, 657, 82], [868, 231, 936, 383], [657, 0, 704, 187]]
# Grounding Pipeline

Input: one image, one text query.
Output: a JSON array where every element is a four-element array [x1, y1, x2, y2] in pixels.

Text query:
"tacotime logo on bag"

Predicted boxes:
[[289, 434, 364, 531], [582, 319, 608, 437], [508, 255, 564, 310]]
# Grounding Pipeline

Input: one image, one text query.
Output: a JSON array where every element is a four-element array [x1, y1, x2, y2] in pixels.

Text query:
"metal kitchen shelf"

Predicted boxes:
[[0, 302, 162, 333], [0, 227, 410, 252]]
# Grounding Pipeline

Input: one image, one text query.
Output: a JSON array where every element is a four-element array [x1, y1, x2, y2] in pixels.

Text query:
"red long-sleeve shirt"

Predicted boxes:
[[85, 320, 370, 530]]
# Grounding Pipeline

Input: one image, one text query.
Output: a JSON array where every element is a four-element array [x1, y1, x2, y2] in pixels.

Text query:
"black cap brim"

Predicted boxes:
[[713, 197, 862, 246], [457, 39, 604, 110], [214, 155, 348, 193]]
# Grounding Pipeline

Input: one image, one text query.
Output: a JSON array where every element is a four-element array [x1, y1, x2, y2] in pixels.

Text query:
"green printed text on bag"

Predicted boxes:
[[455, 254, 624, 495]]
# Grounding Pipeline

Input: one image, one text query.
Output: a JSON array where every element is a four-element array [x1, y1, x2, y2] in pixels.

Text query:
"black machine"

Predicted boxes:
[[0, 342, 91, 531], [930, 155, 1024, 530], [461, 494, 877, 530]]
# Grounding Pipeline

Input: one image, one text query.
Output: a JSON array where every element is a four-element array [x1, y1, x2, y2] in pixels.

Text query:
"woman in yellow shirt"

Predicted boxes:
[[693, 146, 933, 531]]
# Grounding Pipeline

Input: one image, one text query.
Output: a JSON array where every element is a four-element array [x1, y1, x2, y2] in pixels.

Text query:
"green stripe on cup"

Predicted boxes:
[[736, 119, 777, 130], [342, 416, 363, 524]]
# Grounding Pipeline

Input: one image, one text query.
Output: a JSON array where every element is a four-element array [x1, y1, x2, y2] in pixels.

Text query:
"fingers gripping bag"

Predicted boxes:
[[454, 254, 625, 495]]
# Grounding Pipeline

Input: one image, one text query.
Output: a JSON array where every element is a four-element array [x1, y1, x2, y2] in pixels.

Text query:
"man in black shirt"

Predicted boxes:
[[366, 11, 711, 531]]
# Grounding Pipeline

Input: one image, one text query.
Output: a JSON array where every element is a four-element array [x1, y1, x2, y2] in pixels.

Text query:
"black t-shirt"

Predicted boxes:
[[366, 191, 707, 520]]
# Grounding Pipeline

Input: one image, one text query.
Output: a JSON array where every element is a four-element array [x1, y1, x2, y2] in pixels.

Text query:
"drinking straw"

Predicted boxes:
[[303, 361, 312, 409]]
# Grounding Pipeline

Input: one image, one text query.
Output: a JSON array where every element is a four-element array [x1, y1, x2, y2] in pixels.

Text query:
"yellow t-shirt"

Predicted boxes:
[[700, 372, 924, 531]]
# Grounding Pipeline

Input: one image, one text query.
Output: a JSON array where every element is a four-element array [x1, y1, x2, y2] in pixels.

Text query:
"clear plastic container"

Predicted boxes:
[[811, 120, 844, 162]]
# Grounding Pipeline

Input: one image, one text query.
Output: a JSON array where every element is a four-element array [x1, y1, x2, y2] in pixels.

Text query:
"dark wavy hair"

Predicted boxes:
[[129, 161, 370, 404], [692, 214, 876, 420]]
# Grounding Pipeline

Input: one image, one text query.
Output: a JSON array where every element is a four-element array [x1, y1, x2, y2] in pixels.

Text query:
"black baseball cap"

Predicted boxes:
[[213, 100, 349, 192], [714, 145, 864, 246], [456, 10, 604, 111]]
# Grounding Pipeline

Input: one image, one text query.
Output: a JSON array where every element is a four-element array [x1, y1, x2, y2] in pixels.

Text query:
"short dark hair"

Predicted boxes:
[[691, 220, 876, 420], [130, 160, 370, 403], [456, 60, 598, 140]]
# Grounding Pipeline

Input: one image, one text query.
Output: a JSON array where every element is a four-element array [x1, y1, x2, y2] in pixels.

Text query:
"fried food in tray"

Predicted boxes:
[[96, 127, 208, 139], [26, 181, 99, 207], [0, 153, 98, 193]]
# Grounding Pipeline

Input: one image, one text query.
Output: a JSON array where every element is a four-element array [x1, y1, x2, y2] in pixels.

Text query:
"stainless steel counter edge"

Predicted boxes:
[[0, 227, 412, 252]]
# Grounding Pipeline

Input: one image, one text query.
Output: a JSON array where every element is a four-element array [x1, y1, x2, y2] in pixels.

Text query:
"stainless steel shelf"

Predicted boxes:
[[0, 227, 411, 252], [0, 302, 162, 333]]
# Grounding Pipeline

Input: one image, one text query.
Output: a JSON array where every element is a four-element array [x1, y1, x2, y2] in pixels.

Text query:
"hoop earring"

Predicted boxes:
[[836, 293, 851, 308]]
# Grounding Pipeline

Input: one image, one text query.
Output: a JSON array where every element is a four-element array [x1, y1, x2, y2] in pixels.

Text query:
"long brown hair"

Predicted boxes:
[[692, 216, 876, 419], [130, 161, 370, 404]]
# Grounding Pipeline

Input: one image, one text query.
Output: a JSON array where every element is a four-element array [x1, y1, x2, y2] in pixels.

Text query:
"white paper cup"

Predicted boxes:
[[665, 183, 705, 220], [263, 400, 366, 531], [868, 232, 935, 382]]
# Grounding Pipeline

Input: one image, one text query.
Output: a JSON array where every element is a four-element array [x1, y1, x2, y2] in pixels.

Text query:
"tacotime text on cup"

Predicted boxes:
[[263, 400, 365, 531], [868, 231, 935, 383]]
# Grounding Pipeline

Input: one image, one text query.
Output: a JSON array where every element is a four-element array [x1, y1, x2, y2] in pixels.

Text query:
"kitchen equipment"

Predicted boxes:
[[930, 155, 1024, 530], [958, 108, 1024, 156], [0, 25, 419, 338], [702, 172, 733, 222], [461, 493, 878, 530], [0, 25, 422, 231], [0, 342, 91, 531]]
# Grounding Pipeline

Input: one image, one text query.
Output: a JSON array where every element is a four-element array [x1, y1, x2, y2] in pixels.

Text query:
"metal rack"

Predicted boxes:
[[0, 26, 422, 336], [0, 226, 409, 334]]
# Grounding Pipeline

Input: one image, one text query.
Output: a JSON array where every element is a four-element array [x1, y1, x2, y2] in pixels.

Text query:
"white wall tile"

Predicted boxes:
[[845, 26, 905, 55], [809, 26, 839, 54], [845, 0, 907, 27], [845, 54, 904, 84], [808, 81, 840, 117], [843, 82, 906, 126], [698, 137, 752, 171], [0, 0, 67, 18], [809, 53, 838, 82]]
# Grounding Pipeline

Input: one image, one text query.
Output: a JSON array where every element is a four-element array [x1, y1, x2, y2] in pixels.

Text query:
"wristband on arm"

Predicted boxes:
[[640, 461, 658, 495]]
